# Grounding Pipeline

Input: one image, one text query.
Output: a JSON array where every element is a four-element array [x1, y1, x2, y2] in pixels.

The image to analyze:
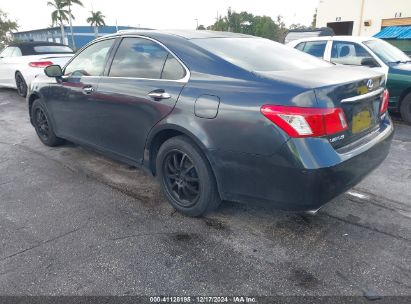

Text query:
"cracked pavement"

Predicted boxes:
[[0, 88, 410, 296]]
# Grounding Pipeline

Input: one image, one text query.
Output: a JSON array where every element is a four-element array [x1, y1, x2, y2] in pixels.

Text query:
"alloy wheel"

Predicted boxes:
[[162, 150, 200, 207], [34, 108, 49, 141], [16, 74, 26, 96]]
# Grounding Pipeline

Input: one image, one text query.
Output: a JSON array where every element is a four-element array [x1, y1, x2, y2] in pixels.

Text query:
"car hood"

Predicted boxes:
[[256, 66, 384, 89], [389, 63, 411, 75]]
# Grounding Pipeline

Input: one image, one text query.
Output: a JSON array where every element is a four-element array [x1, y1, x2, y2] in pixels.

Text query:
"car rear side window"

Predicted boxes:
[[192, 37, 330, 72], [109, 38, 170, 79], [295, 42, 305, 51], [161, 54, 186, 80], [64, 39, 114, 77], [299, 41, 327, 58]]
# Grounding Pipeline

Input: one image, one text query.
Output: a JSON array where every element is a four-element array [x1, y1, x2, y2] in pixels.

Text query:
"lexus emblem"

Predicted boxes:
[[366, 79, 374, 91]]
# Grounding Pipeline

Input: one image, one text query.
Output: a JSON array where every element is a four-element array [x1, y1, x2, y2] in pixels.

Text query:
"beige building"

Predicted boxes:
[[316, 0, 411, 36]]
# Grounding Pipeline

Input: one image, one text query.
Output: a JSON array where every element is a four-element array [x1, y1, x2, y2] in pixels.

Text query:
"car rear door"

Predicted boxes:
[[93, 36, 188, 163]]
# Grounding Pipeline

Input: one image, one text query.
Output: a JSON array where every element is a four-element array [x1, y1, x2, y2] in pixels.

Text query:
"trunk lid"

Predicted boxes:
[[257, 66, 386, 148]]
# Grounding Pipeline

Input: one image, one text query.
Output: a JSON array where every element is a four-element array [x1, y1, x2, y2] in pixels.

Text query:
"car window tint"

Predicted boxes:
[[0, 47, 14, 57], [10, 47, 22, 57], [161, 54, 186, 80], [331, 41, 373, 66], [64, 39, 114, 77], [109, 38, 168, 79], [301, 41, 327, 58], [295, 42, 305, 51]]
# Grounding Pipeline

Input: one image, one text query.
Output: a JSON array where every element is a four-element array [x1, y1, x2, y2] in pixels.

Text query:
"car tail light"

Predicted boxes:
[[380, 89, 389, 114], [29, 61, 54, 68], [261, 105, 348, 138]]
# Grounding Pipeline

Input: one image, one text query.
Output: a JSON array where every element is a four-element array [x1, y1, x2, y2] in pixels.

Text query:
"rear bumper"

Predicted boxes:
[[209, 117, 394, 211]]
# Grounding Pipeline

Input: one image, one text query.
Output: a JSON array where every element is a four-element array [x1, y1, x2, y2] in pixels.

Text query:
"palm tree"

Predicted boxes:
[[64, 0, 83, 49], [87, 11, 106, 37], [47, 0, 72, 43]]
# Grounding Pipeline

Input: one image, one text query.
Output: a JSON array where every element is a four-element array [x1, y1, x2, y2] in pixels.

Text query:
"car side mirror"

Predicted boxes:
[[44, 65, 63, 78], [361, 57, 379, 68]]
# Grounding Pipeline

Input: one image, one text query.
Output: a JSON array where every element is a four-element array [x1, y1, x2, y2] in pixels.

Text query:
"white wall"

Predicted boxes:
[[361, 0, 411, 35], [316, 0, 411, 36], [316, 0, 362, 34]]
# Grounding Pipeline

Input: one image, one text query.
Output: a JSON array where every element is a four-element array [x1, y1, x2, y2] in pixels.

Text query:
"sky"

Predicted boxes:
[[1, 0, 320, 31]]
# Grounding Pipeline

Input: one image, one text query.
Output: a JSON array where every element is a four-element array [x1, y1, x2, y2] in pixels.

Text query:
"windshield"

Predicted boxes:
[[192, 37, 331, 72], [363, 39, 410, 64]]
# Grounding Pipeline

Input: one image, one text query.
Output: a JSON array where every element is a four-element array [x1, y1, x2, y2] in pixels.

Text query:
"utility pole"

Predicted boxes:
[[195, 19, 198, 30], [358, 0, 365, 35]]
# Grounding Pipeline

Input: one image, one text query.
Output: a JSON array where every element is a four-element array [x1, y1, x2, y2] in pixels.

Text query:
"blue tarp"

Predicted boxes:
[[374, 26, 411, 39]]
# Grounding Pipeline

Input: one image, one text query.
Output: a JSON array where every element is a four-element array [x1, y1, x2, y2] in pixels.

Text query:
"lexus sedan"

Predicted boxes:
[[28, 30, 394, 216], [0, 41, 73, 97]]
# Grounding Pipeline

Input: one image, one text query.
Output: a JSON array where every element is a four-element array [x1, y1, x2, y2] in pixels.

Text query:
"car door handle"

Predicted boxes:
[[148, 90, 171, 100], [83, 86, 94, 94]]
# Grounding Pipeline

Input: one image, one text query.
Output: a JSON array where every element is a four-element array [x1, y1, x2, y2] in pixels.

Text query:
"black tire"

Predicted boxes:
[[31, 99, 64, 146], [400, 93, 411, 125], [15, 72, 28, 97], [156, 136, 221, 217]]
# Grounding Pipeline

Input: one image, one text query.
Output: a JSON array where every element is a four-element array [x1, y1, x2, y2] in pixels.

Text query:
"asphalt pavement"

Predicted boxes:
[[0, 89, 410, 297]]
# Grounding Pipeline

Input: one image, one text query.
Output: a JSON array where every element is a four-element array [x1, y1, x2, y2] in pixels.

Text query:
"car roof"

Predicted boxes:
[[289, 35, 380, 45], [8, 41, 71, 47], [111, 29, 254, 40], [4, 41, 73, 56]]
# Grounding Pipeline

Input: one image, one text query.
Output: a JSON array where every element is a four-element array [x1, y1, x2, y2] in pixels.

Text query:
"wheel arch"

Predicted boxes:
[[144, 124, 222, 199], [28, 92, 41, 124], [399, 86, 411, 106], [145, 124, 210, 174]]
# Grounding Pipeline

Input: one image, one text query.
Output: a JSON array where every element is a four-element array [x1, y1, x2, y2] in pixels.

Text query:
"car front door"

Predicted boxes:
[[46, 38, 116, 145], [92, 36, 188, 163]]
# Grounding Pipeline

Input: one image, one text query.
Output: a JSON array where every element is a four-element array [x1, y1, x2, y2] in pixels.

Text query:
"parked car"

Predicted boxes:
[[0, 41, 74, 97], [287, 36, 411, 124], [284, 27, 334, 44], [28, 30, 393, 216]]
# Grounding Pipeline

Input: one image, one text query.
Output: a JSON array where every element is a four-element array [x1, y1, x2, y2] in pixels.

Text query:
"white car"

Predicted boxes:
[[287, 36, 390, 77], [287, 36, 411, 123], [0, 41, 74, 97]]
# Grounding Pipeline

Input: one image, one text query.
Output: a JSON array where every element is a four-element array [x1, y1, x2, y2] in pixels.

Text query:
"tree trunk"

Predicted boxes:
[[60, 23, 65, 44], [68, 5, 76, 49], [94, 26, 98, 38]]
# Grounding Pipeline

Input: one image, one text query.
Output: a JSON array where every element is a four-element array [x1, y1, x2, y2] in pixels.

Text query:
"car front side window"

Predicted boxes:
[[331, 41, 377, 66], [64, 39, 114, 77]]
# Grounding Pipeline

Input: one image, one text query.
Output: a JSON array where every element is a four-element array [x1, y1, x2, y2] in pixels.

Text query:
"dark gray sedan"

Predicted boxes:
[[27, 30, 393, 216]]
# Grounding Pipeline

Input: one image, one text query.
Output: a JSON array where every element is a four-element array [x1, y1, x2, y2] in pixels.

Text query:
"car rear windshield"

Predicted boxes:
[[192, 37, 331, 72], [33, 45, 73, 53]]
